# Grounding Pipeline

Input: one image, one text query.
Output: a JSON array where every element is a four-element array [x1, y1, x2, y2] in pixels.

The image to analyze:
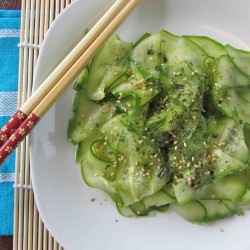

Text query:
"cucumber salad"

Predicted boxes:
[[68, 30, 250, 223]]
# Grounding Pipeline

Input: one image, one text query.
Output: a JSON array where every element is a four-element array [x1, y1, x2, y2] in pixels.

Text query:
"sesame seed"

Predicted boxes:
[[138, 140, 144, 144], [173, 72, 181, 77]]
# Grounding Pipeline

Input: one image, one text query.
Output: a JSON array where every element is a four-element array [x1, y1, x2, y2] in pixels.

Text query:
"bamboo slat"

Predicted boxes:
[[13, 1, 72, 249]]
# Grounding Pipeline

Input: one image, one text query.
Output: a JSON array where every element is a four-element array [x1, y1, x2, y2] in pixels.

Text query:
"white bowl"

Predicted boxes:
[[31, 0, 250, 249]]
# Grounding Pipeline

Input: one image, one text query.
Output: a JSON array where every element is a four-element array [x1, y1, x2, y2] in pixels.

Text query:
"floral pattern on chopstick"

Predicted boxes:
[[0, 110, 28, 147], [0, 113, 39, 165]]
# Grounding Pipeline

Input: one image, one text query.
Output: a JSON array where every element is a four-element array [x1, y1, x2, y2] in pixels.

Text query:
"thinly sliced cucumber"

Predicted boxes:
[[80, 136, 119, 195], [142, 191, 175, 208], [171, 201, 207, 223], [111, 79, 160, 108], [68, 89, 115, 144], [76, 132, 101, 164], [117, 204, 136, 217], [186, 36, 227, 59], [200, 200, 232, 222], [81, 158, 116, 195], [208, 116, 249, 163], [173, 179, 195, 205], [213, 55, 250, 124], [225, 44, 250, 76], [130, 32, 162, 80], [160, 30, 207, 71], [87, 35, 132, 100], [129, 201, 149, 216], [100, 115, 167, 206], [68, 30, 250, 222], [243, 123, 250, 152], [213, 149, 249, 178], [194, 173, 247, 201], [222, 200, 243, 215]]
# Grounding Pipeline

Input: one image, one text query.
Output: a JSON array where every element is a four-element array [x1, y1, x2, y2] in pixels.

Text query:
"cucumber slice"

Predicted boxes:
[[80, 134, 119, 195], [173, 179, 195, 205], [100, 115, 168, 206], [111, 79, 160, 108], [160, 30, 207, 71], [81, 157, 116, 195], [243, 123, 250, 152], [225, 44, 250, 76], [86, 35, 132, 100], [213, 149, 249, 178], [130, 32, 162, 80], [117, 205, 136, 217], [200, 200, 232, 222], [186, 36, 227, 59], [171, 201, 207, 223], [239, 189, 250, 202], [208, 116, 249, 163], [194, 173, 247, 201], [129, 201, 149, 216], [76, 132, 101, 164], [68, 88, 116, 144], [142, 191, 175, 208], [213, 55, 250, 124], [222, 200, 243, 216]]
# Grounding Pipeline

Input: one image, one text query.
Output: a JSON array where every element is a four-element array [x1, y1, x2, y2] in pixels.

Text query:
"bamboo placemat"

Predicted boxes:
[[14, 1, 72, 249]]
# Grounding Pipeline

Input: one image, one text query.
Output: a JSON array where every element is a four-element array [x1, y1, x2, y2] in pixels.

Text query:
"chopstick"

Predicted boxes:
[[0, 0, 129, 148], [0, 0, 138, 165]]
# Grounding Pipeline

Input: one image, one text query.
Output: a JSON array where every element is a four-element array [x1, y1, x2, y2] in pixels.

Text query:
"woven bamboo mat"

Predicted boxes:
[[14, 1, 72, 249]]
